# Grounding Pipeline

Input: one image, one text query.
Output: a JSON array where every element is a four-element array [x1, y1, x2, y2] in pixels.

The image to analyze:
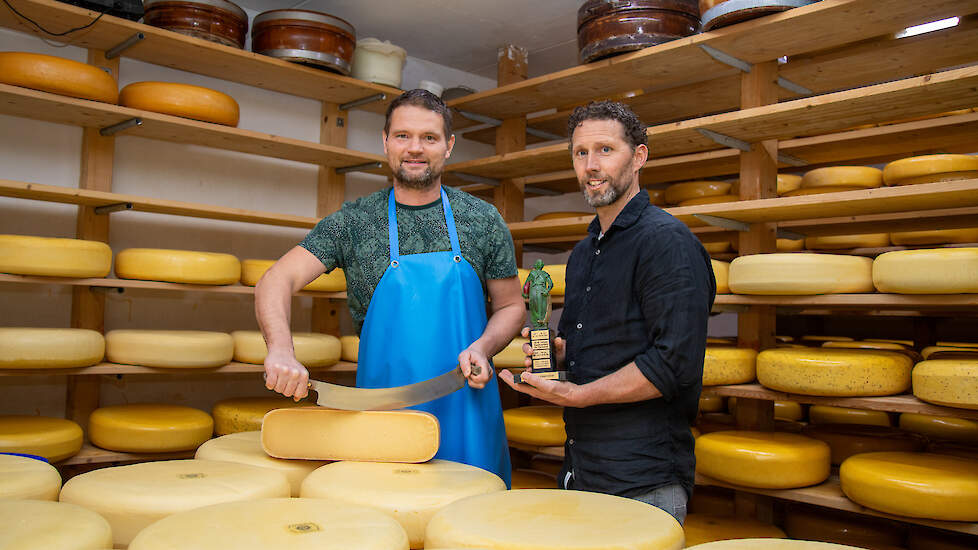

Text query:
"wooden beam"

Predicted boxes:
[[312, 102, 348, 337]]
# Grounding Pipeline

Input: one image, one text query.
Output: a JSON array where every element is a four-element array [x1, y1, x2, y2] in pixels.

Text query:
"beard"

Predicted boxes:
[[395, 163, 440, 190], [579, 165, 633, 207]]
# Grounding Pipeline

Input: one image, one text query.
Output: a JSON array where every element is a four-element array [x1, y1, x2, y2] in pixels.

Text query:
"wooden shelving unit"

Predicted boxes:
[[0, 273, 346, 298], [0, 361, 357, 377]]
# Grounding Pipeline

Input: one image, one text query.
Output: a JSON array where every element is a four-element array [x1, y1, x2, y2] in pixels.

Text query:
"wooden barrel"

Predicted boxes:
[[700, 0, 819, 31], [143, 0, 248, 49], [251, 9, 356, 75], [577, 0, 700, 64]]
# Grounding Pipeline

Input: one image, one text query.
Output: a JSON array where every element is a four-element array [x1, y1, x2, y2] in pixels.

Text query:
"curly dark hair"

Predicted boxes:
[[384, 89, 453, 140], [566, 100, 647, 150]]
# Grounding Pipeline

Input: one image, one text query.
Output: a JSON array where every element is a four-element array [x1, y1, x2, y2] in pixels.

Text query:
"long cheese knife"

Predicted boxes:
[[306, 364, 480, 411]]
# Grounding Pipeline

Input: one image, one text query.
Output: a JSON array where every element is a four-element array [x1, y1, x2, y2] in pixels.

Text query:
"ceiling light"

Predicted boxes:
[[895, 17, 959, 39]]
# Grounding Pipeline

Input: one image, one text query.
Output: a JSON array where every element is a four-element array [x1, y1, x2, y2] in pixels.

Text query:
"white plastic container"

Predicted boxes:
[[351, 38, 407, 88]]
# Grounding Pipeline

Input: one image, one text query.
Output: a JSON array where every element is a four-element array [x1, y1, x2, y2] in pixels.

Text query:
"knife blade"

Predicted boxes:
[[308, 364, 481, 411]]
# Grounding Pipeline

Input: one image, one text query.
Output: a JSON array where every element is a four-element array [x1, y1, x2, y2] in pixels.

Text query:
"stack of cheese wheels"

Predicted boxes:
[[340, 334, 359, 362], [0, 52, 118, 103], [492, 336, 528, 368], [756, 348, 912, 396], [60, 459, 290, 547], [899, 413, 978, 443], [665, 181, 731, 206], [128, 498, 410, 550], [230, 330, 340, 367], [518, 264, 566, 295], [0, 454, 61, 500], [695, 431, 830, 488], [0, 235, 112, 277], [882, 154, 978, 186], [787, 166, 882, 196], [211, 396, 301, 435], [262, 408, 439, 462], [783, 505, 904, 549], [119, 81, 240, 126], [874, 248, 978, 294], [702, 347, 756, 386], [699, 394, 725, 413], [912, 359, 978, 410], [532, 211, 592, 221], [891, 227, 978, 246], [840, 451, 978, 521], [728, 254, 874, 295], [808, 405, 891, 427], [0, 416, 83, 462], [712, 259, 729, 293], [804, 233, 889, 250], [649, 188, 666, 205], [301, 460, 505, 548], [0, 328, 104, 369], [687, 540, 868, 549], [908, 526, 978, 550], [425, 489, 684, 550], [503, 406, 565, 447], [511, 469, 557, 489], [105, 329, 233, 368], [727, 398, 803, 422], [88, 403, 213, 452], [240, 259, 346, 291], [194, 431, 326, 496], [683, 514, 785, 546], [0, 500, 113, 550], [115, 248, 241, 284], [688, 486, 735, 517], [801, 424, 924, 465]]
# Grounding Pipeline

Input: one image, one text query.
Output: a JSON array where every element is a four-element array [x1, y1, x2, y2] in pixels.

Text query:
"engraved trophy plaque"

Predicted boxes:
[[521, 260, 567, 382]]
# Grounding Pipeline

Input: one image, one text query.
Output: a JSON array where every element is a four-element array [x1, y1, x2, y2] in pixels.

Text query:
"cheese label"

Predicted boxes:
[[287, 522, 321, 534]]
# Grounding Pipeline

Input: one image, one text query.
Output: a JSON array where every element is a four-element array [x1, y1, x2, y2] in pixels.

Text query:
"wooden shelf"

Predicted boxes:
[[0, 360, 357, 377], [0, 0, 400, 114], [59, 443, 194, 466], [0, 83, 388, 171], [713, 294, 978, 310], [0, 273, 347, 298]]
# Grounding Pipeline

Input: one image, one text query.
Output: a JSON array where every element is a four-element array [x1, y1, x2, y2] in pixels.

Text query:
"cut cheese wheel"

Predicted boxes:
[[120, 81, 239, 126], [840, 451, 978, 521], [679, 194, 739, 207], [699, 394, 725, 413], [239, 259, 346, 291], [727, 399, 802, 422], [194, 431, 326, 496], [115, 248, 241, 285], [703, 241, 731, 254], [890, 228, 978, 245], [687, 541, 866, 549], [874, 248, 978, 294], [511, 469, 556, 489], [0, 235, 112, 277], [518, 264, 566, 295], [128, 497, 409, 550], [777, 238, 805, 252], [801, 423, 924, 465], [729, 254, 874, 295], [60, 459, 290, 547], [783, 505, 904, 548], [492, 337, 528, 368], [88, 403, 213, 452], [0, 328, 104, 369], [230, 330, 340, 367], [262, 407, 439, 462], [702, 347, 756, 386], [532, 211, 591, 221], [0, 52, 118, 103], [683, 514, 785, 546], [301, 460, 505, 548], [211, 397, 301, 435], [0, 416, 83, 462], [899, 413, 978, 443], [0, 500, 113, 550], [105, 329, 233, 368], [922, 346, 978, 360], [503, 406, 565, 446], [804, 233, 889, 250], [649, 188, 666, 205], [340, 334, 359, 362], [695, 431, 830, 489], [425, 489, 684, 550], [688, 486, 735, 517], [712, 259, 729, 293], [0, 454, 61, 500], [808, 405, 891, 427], [883, 154, 978, 185], [908, 527, 978, 550], [529, 455, 563, 477], [913, 359, 978, 410], [665, 181, 731, 205], [756, 348, 912, 396], [800, 166, 883, 191]]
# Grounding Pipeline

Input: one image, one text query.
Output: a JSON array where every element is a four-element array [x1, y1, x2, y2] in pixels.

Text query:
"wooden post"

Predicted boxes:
[[494, 45, 528, 265], [311, 101, 347, 337]]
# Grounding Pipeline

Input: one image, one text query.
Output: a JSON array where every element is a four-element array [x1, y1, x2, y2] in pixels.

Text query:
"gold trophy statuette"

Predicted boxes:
[[521, 260, 567, 382]]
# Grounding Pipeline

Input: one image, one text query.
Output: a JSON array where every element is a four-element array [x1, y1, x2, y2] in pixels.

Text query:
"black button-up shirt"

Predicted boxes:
[[557, 189, 716, 499]]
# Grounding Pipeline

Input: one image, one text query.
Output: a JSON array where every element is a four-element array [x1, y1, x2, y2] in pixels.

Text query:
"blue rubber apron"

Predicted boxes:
[[356, 187, 511, 487]]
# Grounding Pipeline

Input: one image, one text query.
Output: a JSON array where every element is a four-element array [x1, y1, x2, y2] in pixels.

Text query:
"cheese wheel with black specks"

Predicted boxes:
[[756, 348, 912, 396], [105, 330, 233, 368], [230, 330, 340, 367], [801, 423, 924, 465], [890, 228, 978, 246], [729, 254, 874, 295], [799, 167, 883, 191], [695, 431, 830, 489], [195, 431, 326, 496], [120, 81, 239, 126], [0, 416, 83, 462], [808, 405, 891, 427], [492, 337, 528, 368], [504, 406, 565, 447], [0, 328, 104, 369], [712, 259, 729, 293], [883, 154, 978, 185], [899, 413, 978, 443], [0, 500, 113, 550], [684, 514, 785, 546], [0, 235, 112, 277], [874, 248, 978, 294], [804, 233, 890, 250], [518, 264, 565, 295], [211, 397, 301, 435], [665, 181, 731, 205], [913, 359, 978, 410], [115, 248, 240, 285], [239, 259, 346, 291], [0, 52, 118, 103], [340, 335, 359, 362], [0, 454, 61, 500], [702, 347, 756, 386], [88, 403, 213, 452]]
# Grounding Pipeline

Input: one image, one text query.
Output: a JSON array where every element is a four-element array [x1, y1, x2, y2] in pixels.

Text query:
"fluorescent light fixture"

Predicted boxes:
[[896, 17, 959, 39]]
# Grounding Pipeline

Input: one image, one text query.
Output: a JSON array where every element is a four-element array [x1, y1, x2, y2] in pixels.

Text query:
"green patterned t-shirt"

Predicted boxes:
[[299, 186, 518, 333]]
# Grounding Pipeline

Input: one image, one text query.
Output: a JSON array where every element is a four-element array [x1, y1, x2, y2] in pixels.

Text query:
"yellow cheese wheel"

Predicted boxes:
[[801, 423, 924, 465], [60, 459, 290, 547], [890, 228, 978, 245], [211, 396, 301, 435], [532, 211, 591, 221], [804, 233, 890, 250], [922, 346, 978, 360], [913, 359, 978, 410], [262, 407, 439, 462], [239, 258, 346, 291], [120, 81, 239, 126], [128, 497, 410, 550], [687, 541, 866, 549], [665, 181, 731, 205], [703, 241, 731, 254], [301, 459, 505, 548], [808, 405, 891, 427], [687, 486, 735, 517], [695, 431, 830, 489], [756, 348, 912, 396], [908, 527, 978, 550], [105, 329, 233, 368], [230, 330, 340, 367], [518, 264, 566, 295], [882, 154, 978, 185], [425, 489, 684, 550], [88, 403, 213, 452], [492, 337, 528, 368], [0, 328, 104, 369], [340, 334, 359, 362], [0, 454, 61, 500], [194, 431, 326, 496], [874, 248, 978, 294], [840, 451, 978, 521], [0, 52, 118, 103], [899, 413, 978, 443], [679, 194, 739, 207], [504, 406, 565, 447], [684, 514, 785, 546], [0, 235, 112, 278], [799, 166, 883, 191], [783, 505, 904, 549], [529, 455, 563, 477], [699, 394, 725, 413], [0, 500, 113, 550], [712, 259, 729, 293], [726, 399, 803, 422], [115, 248, 241, 285], [822, 340, 906, 351], [649, 188, 666, 205], [777, 238, 805, 252], [702, 347, 756, 386], [728, 254, 874, 295], [511, 469, 557, 489], [0, 416, 83, 462]]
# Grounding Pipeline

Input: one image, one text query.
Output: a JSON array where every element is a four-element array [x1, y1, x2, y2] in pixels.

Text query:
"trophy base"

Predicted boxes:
[[518, 370, 568, 383]]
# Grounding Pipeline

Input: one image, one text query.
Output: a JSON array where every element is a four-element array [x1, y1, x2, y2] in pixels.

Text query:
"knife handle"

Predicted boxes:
[[469, 364, 482, 377]]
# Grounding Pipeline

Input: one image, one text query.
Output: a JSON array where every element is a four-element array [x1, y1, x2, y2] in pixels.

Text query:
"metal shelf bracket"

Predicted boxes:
[[105, 32, 145, 59], [99, 118, 142, 136]]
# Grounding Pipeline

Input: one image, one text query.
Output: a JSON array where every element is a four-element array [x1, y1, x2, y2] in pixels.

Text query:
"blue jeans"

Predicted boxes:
[[632, 483, 688, 525]]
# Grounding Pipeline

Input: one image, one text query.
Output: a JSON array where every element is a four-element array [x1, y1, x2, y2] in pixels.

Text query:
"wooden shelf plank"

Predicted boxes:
[[0, 83, 388, 170], [0, 361, 357, 377], [0, 0, 400, 114], [59, 443, 194, 466], [713, 293, 978, 310]]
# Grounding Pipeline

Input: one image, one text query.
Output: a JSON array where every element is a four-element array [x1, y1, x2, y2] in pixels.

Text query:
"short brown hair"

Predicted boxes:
[[567, 100, 647, 150], [384, 89, 453, 139]]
